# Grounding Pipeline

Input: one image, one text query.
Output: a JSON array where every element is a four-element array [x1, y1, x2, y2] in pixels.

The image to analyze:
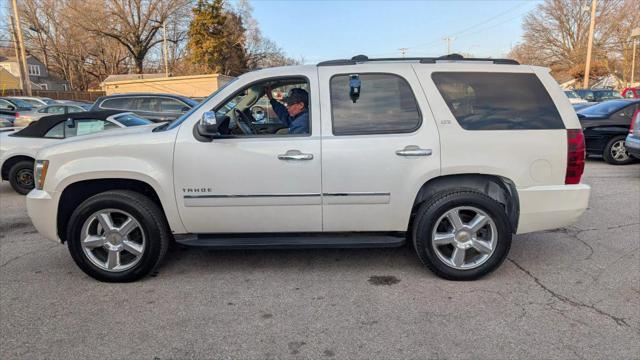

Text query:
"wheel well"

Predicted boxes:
[[410, 174, 519, 233], [1, 156, 34, 180], [57, 179, 166, 242]]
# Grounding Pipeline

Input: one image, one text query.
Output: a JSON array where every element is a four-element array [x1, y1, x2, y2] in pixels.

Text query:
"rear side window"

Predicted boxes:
[[330, 73, 421, 135], [101, 98, 132, 110], [432, 72, 564, 130]]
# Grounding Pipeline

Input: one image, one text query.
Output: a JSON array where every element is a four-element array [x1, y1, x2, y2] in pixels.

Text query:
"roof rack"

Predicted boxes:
[[317, 53, 519, 66]]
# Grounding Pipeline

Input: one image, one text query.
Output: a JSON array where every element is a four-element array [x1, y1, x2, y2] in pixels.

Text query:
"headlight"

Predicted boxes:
[[34, 160, 49, 190]]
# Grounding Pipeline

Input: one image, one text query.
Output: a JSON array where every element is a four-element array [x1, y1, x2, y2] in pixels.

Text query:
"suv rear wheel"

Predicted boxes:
[[66, 190, 170, 282], [603, 135, 634, 165], [412, 191, 511, 280]]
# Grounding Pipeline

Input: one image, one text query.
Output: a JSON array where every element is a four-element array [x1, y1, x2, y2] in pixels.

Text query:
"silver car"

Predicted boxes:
[[13, 103, 91, 127]]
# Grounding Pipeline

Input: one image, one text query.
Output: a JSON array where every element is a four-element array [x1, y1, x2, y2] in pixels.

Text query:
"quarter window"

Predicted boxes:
[[330, 73, 421, 135], [432, 72, 564, 130]]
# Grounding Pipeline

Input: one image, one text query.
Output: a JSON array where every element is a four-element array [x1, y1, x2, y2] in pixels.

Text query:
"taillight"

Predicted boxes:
[[630, 109, 639, 135], [565, 129, 585, 185]]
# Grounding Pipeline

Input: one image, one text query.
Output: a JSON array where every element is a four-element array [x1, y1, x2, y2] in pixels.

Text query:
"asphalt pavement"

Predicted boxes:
[[1, 159, 639, 359]]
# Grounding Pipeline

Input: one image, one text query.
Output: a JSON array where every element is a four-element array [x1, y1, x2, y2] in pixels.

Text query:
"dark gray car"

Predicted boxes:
[[90, 93, 199, 122]]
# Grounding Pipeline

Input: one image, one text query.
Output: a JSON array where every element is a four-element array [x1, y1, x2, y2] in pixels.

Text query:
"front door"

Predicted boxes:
[[318, 64, 441, 232], [173, 72, 322, 233]]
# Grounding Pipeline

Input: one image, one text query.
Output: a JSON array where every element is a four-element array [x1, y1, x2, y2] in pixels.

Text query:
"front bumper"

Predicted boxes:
[[26, 189, 61, 243], [516, 184, 591, 234], [625, 135, 640, 159]]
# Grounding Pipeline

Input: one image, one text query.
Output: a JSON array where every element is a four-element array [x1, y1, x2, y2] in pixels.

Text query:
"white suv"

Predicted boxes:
[[26, 55, 590, 282]]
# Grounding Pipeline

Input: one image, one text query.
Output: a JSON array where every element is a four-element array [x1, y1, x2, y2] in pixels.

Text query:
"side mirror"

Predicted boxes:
[[577, 113, 586, 119], [196, 111, 219, 138], [181, 106, 191, 112], [585, 95, 595, 101], [7, 105, 15, 111], [349, 74, 361, 103], [65, 118, 75, 128]]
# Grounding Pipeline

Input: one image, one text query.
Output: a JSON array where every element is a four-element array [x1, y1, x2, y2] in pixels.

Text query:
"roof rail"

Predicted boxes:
[[317, 53, 519, 66]]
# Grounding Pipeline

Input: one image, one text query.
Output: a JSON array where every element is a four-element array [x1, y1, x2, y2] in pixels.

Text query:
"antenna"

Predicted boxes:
[[398, 48, 409, 58]]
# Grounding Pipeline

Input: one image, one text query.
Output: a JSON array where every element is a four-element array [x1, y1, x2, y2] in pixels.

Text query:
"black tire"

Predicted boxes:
[[66, 190, 170, 282], [603, 135, 635, 165], [8, 160, 35, 195], [412, 191, 512, 281]]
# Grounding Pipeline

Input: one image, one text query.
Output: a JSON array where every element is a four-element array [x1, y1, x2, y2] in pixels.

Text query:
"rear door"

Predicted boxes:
[[318, 64, 441, 232]]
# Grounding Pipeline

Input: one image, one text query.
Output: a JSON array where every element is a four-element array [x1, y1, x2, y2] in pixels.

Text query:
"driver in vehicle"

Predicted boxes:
[[266, 88, 309, 134]]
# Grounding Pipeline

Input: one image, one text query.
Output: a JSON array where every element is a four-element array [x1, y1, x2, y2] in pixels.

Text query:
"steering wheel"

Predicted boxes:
[[234, 109, 253, 135]]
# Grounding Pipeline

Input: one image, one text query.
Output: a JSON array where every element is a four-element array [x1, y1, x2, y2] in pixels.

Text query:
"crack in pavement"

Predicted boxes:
[[507, 258, 631, 328], [0, 245, 59, 269], [606, 223, 640, 231]]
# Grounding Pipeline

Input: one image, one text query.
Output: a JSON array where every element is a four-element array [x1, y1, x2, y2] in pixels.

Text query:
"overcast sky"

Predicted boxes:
[[250, 0, 542, 63]]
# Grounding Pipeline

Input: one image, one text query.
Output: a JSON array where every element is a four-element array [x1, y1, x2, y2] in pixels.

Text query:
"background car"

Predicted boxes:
[[0, 110, 153, 194], [621, 87, 640, 99], [564, 90, 588, 104], [577, 99, 639, 165], [13, 103, 92, 127], [574, 88, 623, 102], [90, 93, 199, 122], [625, 109, 640, 159], [7, 96, 58, 108]]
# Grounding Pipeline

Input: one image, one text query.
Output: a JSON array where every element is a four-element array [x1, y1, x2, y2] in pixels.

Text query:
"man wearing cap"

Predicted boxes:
[[266, 87, 309, 134]]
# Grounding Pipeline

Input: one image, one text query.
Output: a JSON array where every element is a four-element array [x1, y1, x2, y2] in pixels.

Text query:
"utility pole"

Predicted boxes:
[[162, 22, 169, 77], [631, 28, 640, 85], [398, 48, 409, 58], [10, 0, 32, 96], [583, 0, 597, 89], [443, 37, 455, 54]]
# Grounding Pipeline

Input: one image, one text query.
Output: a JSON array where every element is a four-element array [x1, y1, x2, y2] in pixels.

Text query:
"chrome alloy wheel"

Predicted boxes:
[[80, 209, 146, 272], [611, 140, 630, 162], [431, 206, 497, 270]]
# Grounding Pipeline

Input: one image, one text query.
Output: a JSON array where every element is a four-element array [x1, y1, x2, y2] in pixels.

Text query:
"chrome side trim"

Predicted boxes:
[[323, 192, 391, 205], [184, 193, 321, 199], [323, 192, 390, 197]]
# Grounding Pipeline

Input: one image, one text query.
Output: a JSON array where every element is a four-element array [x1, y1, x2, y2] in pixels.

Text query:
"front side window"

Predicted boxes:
[[432, 72, 564, 130], [48, 106, 66, 114], [213, 77, 310, 136], [330, 73, 421, 135]]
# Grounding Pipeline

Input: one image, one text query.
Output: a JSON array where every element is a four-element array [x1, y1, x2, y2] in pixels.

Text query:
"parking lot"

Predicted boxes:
[[0, 160, 638, 359]]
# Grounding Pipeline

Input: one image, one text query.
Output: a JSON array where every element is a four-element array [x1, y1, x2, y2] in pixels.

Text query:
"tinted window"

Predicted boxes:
[[330, 73, 421, 135], [44, 122, 65, 138], [432, 72, 564, 130], [101, 98, 132, 110], [577, 100, 633, 117], [160, 98, 189, 113], [113, 113, 152, 126], [594, 90, 622, 101]]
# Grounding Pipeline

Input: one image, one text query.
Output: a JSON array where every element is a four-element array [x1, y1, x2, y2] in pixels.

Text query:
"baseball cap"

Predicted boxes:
[[283, 88, 309, 107]]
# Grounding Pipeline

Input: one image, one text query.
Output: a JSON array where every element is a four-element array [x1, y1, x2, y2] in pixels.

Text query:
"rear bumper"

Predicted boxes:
[[26, 189, 61, 243], [626, 135, 640, 158], [516, 184, 591, 234]]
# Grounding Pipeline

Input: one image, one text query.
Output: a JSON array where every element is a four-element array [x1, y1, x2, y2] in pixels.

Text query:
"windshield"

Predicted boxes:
[[577, 100, 631, 117], [113, 113, 153, 127], [594, 90, 622, 101], [564, 91, 579, 99], [161, 78, 238, 131]]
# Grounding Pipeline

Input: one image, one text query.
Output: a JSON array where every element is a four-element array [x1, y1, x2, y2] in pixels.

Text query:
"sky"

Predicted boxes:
[[249, 0, 542, 64]]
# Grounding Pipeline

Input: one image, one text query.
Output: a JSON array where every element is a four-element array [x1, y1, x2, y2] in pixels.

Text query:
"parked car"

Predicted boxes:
[[7, 96, 57, 108], [13, 103, 92, 127], [0, 97, 33, 125], [25, 54, 591, 282], [564, 90, 588, 104], [0, 117, 13, 128], [621, 87, 640, 99], [625, 109, 640, 159], [577, 99, 640, 165], [574, 88, 623, 102], [572, 102, 595, 111], [90, 93, 199, 122], [0, 110, 153, 194]]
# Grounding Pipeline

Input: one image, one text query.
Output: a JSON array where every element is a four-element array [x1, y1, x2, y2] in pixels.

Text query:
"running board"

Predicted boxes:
[[175, 233, 406, 249]]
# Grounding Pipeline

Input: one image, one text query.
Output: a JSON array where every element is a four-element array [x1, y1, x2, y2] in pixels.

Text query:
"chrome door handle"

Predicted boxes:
[[278, 150, 314, 161], [396, 145, 432, 157]]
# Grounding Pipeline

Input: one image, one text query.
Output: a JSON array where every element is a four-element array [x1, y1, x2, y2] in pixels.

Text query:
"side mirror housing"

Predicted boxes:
[[65, 118, 75, 128], [196, 111, 219, 138]]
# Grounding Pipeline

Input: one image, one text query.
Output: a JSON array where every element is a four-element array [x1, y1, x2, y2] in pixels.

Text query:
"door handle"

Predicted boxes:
[[278, 150, 314, 161], [396, 145, 432, 157]]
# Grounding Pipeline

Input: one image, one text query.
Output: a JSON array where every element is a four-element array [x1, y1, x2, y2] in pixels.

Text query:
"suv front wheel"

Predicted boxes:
[[412, 191, 512, 280], [66, 190, 170, 282]]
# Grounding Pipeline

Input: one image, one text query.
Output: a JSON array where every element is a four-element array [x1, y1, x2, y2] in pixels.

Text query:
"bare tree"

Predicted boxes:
[[71, 0, 191, 74]]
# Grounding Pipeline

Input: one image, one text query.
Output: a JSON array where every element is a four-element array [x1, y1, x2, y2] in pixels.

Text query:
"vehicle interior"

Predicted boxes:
[[213, 77, 309, 136]]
